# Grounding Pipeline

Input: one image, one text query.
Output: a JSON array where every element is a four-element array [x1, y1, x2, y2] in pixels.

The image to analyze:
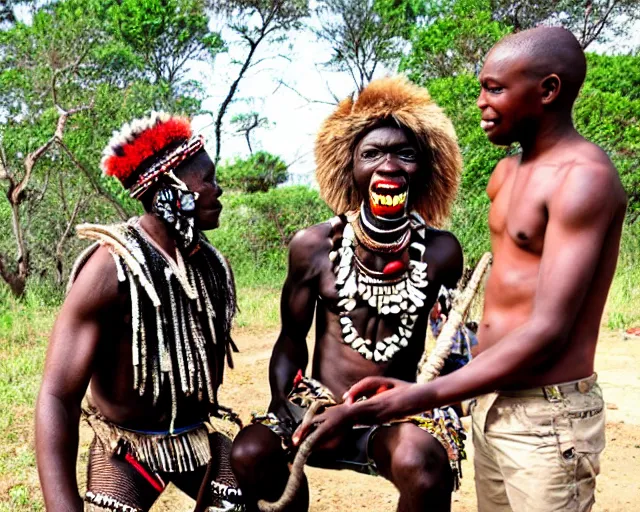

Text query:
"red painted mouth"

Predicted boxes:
[[369, 177, 408, 217]]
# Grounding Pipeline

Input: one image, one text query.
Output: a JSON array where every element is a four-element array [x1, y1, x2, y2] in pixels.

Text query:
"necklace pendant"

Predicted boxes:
[[382, 260, 405, 275]]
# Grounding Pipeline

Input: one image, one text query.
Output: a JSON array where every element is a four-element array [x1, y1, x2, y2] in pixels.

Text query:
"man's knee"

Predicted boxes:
[[230, 424, 284, 477], [386, 426, 453, 494]]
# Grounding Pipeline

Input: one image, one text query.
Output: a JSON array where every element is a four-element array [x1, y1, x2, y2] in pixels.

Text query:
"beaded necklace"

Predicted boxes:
[[331, 220, 428, 363]]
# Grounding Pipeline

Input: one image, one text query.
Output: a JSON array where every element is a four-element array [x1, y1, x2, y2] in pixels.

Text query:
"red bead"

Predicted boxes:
[[383, 260, 405, 275]]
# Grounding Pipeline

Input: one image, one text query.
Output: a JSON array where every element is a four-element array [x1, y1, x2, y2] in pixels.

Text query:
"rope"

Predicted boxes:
[[416, 252, 492, 384], [257, 402, 323, 512]]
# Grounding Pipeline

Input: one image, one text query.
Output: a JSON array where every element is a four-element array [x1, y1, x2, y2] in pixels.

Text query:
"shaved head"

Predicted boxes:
[[488, 26, 587, 105]]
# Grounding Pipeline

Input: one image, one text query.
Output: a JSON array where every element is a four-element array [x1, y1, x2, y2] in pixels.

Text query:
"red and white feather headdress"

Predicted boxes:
[[101, 112, 204, 198]]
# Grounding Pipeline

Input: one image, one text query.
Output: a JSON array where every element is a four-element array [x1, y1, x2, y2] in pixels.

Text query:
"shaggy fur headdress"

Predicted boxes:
[[315, 76, 462, 227], [101, 112, 203, 197]]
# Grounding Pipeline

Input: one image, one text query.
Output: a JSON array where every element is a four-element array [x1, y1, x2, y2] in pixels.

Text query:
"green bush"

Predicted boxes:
[[425, 74, 509, 193], [448, 190, 491, 265], [606, 221, 640, 329], [423, 52, 640, 217], [208, 186, 333, 287], [218, 151, 289, 193]]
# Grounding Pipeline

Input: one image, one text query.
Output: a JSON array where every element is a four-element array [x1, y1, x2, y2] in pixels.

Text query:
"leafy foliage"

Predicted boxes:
[[0, 0, 208, 295], [218, 151, 289, 193], [489, 0, 640, 49], [315, 0, 421, 91], [409, 53, 639, 219], [106, 0, 225, 91], [209, 186, 332, 286], [574, 54, 640, 220], [423, 74, 509, 192], [400, 0, 510, 81], [399, 0, 640, 82]]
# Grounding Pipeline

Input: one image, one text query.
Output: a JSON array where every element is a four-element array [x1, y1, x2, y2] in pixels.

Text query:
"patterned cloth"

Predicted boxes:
[[82, 404, 244, 511], [252, 373, 466, 488], [429, 313, 478, 375]]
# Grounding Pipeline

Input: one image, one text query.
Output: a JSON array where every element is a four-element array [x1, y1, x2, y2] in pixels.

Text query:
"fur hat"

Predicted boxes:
[[315, 76, 462, 227]]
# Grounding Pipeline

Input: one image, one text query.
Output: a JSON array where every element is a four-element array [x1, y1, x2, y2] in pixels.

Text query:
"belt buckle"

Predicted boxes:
[[543, 385, 563, 402], [577, 379, 591, 393]]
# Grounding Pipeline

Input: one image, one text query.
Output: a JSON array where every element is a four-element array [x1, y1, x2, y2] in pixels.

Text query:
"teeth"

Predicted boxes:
[[480, 120, 495, 130], [370, 191, 407, 206]]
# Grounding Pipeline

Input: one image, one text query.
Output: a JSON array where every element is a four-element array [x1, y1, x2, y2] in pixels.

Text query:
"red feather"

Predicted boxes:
[[103, 117, 192, 181]]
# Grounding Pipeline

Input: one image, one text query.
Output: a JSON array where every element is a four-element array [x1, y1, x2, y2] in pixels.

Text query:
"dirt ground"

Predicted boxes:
[[105, 327, 640, 511]]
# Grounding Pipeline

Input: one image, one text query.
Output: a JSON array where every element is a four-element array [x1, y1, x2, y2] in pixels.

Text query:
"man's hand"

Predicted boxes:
[[292, 377, 417, 447], [342, 376, 411, 405], [292, 403, 354, 449]]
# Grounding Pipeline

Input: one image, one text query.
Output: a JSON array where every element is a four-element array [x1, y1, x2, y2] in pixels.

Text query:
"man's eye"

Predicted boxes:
[[487, 86, 503, 94], [361, 149, 381, 160], [398, 150, 417, 161]]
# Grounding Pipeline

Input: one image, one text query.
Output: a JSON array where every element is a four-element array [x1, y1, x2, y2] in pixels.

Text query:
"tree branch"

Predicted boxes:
[[55, 140, 128, 220], [55, 194, 86, 283], [274, 79, 339, 106]]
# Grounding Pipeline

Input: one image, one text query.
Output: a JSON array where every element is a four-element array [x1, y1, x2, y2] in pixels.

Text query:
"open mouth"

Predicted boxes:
[[369, 176, 408, 217], [480, 119, 499, 131]]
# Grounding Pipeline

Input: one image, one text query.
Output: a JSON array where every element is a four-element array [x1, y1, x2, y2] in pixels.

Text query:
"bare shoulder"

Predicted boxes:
[[487, 155, 518, 200], [552, 146, 627, 224], [287, 218, 337, 277], [65, 245, 121, 318]]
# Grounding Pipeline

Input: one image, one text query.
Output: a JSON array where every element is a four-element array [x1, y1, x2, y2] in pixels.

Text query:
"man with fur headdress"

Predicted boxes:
[[35, 113, 244, 511], [230, 77, 465, 512]]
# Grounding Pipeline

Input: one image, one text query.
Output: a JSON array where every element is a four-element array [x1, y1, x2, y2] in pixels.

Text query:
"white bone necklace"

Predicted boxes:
[[331, 222, 428, 363]]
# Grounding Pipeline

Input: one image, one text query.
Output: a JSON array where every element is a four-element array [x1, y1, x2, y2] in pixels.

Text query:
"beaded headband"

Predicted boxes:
[[129, 135, 204, 199]]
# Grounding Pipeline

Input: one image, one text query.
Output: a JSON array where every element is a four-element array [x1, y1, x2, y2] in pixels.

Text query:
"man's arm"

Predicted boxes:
[[35, 247, 119, 511], [348, 165, 623, 422], [268, 228, 324, 414]]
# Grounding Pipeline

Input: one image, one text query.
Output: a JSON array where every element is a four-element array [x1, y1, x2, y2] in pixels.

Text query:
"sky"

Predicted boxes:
[[192, 11, 640, 186], [12, 3, 640, 186], [191, 10, 391, 186]]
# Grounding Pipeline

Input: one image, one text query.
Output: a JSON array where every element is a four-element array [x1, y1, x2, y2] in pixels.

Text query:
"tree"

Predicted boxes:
[[209, 0, 309, 164], [490, 0, 640, 49], [399, 0, 510, 81], [400, 0, 640, 83], [314, 0, 420, 91], [231, 111, 269, 154], [107, 0, 225, 92], [573, 53, 640, 220], [0, 0, 210, 296], [217, 151, 288, 193], [418, 52, 640, 233]]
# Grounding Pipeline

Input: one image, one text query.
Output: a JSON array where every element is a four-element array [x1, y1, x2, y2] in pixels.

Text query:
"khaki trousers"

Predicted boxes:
[[471, 374, 605, 512]]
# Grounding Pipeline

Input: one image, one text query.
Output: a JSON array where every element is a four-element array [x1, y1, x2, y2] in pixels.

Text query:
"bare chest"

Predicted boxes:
[[488, 168, 550, 253]]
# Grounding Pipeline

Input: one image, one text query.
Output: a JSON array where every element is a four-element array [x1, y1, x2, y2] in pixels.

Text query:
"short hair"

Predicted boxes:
[[491, 26, 587, 104]]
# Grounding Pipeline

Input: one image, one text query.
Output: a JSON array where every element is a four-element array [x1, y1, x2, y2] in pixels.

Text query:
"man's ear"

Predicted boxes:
[[540, 74, 561, 105]]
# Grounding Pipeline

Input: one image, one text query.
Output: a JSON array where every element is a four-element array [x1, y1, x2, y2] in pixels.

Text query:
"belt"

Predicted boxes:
[[499, 373, 598, 402]]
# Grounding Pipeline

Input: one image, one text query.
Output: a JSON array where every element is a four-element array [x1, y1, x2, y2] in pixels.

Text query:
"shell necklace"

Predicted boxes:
[[331, 221, 428, 363]]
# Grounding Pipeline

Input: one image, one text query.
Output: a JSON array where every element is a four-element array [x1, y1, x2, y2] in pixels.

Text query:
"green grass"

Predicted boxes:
[[235, 285, 281, 330], [605, 221, 640, 330], [0, 290, 55, 511]]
